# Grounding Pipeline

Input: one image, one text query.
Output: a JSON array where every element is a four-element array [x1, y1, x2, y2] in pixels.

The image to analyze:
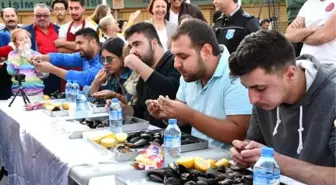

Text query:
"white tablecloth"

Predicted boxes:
[[0, 100, 110, 185]]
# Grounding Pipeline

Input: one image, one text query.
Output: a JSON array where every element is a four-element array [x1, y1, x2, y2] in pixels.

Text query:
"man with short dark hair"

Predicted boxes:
[[29, 28, 102, 87], [229, 30, 336, 184], [146, 19, 251, 148], [165, 0, 206, 25], [107, 22, 181, 130], [55, 0, 96, 53], [213, 0, 260, 53], [0, 8, 19, 37], [261, 18, 270, 30], [52, 0, 69, 27]]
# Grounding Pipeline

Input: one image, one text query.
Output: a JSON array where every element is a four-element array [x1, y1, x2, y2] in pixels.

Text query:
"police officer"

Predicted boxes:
[[213, 0, 260, 53]]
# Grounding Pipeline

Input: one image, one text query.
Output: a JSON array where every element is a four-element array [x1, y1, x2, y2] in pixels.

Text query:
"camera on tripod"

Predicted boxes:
[[8, 73, 30, 107], [15, 74, 26, 82]]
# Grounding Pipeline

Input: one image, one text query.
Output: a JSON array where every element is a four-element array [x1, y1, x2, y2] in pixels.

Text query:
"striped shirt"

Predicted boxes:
[[6, 50, 48, 96]]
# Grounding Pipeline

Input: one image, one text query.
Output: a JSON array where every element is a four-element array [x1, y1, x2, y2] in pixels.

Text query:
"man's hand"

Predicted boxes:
[[54, 39, 65, 48], [231, 140, 266, 168], [157, 95, 189, 120], [145, 99, 169, 119], [34, 61, 54, 73], [124, 54, 144, 71], [92, 90, 115, 98], [28, 54, 49, 65], [94, 69, 109, 84]]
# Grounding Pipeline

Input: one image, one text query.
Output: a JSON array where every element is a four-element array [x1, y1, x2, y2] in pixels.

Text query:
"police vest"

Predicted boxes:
[[214, 11, 255, 54]]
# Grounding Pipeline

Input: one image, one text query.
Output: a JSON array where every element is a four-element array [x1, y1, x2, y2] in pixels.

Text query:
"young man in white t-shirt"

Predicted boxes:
[[54, 0, 97, 53], [285, 0, 336, 64]]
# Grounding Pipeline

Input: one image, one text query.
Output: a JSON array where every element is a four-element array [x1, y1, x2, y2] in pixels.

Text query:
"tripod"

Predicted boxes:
[[8, 79, 31, 107]]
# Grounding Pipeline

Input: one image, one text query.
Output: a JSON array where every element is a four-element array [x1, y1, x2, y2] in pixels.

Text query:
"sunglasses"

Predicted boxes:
[[99, 56, 114, 65]]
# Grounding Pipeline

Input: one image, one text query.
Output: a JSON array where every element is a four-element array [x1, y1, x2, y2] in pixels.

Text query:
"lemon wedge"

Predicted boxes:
[[176, 157, 195, 169]]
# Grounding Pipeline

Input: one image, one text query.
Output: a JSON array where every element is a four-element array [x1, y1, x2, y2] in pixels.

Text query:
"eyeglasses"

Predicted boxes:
[[35, 14, 50, 19], [99, 56, 114, 64], [54, 8, 66, 12]]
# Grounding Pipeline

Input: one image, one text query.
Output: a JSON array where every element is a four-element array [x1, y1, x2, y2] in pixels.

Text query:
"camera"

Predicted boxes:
[[15, 74, 26, 82]]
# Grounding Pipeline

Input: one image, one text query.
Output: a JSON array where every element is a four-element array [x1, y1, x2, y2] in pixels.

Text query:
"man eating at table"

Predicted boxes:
[[229, 30, 335, 185], [28, 28, 102, 87], [146, 19, 252, 149]]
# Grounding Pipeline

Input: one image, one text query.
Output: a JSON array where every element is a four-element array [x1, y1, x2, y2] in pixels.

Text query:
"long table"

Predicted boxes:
[[0, 99, 231, 185], [0, 99, 306, 185]]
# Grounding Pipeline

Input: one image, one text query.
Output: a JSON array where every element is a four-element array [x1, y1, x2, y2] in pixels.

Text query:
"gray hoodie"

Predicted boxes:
[[247, 54, 336, 167]]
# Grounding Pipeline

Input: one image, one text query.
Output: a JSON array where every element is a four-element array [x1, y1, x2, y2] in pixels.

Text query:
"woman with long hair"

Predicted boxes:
[[90, 37, 132, 104], [147, 0, 177, 51]]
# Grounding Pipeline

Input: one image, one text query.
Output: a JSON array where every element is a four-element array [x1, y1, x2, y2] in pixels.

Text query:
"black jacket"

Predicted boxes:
[[133, 51, 180, 128], [165, 2, 207, 23], [213, 8, 260, 53], [0, 63, 12, 100]]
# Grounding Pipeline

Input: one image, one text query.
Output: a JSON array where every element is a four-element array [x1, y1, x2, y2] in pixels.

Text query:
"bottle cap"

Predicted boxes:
[[261, 147, 274, 157], [168, 119, 177, 125], [112, 98, 119, 103]]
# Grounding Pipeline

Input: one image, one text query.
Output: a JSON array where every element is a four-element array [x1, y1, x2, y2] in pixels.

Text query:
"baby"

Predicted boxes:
[[6, 29, 48, 96]]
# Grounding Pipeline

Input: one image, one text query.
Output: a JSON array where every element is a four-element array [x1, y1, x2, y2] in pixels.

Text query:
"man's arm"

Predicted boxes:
[[276, 153, 336, 185], [49, 65, 67, 79], [285, 17, 317, 43], [55, 38, 77, 51], [245, 18, 261, 33], [57, 47, 76, 53], [303, 12, 336, 46], [65, 62, 102, 87], [49, 52, 82, 67]]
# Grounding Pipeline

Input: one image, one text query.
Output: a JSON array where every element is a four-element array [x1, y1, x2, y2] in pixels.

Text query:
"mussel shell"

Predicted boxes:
[[218, 179, 233, 185], [215, 166, 227, 173], [140, 133, 152, 140], [229, 165, 242, 171], [152, 138, 162, 145], [184, 181, 197, 185], [180, 173, 191, 182], [214, 174, 227, 182], [205, 168, 221, 179], [228, 172, 241, 179], [189, 169, 207, 178], [168, 163, 179, 173], [148, 173, 164, 183], [242, 175, 253, 185], [164, 168, 179, 178], [165, 177, 181, 185], [124, 138, 149, 148], [147, 170, 164, 183], [129, 136, 141, 143], [196, 181, 207, 185]]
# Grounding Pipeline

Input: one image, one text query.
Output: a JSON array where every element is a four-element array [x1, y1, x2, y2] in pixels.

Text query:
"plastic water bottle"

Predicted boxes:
[[72, 80, 80, 101], [163, 119, 181, 167], [253, 147, 280, 185], [109, 98, 123, 133], [21, 43, 31, 58], [65, 80, 72, 102], [76, 91, 88, 118]]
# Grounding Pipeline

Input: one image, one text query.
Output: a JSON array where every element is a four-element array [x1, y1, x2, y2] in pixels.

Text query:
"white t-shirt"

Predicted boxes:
[[157, 27, 168, 51], [298, 0, 336, 64], [169, 9, 179, 25], [58, 20, 97, 38]]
